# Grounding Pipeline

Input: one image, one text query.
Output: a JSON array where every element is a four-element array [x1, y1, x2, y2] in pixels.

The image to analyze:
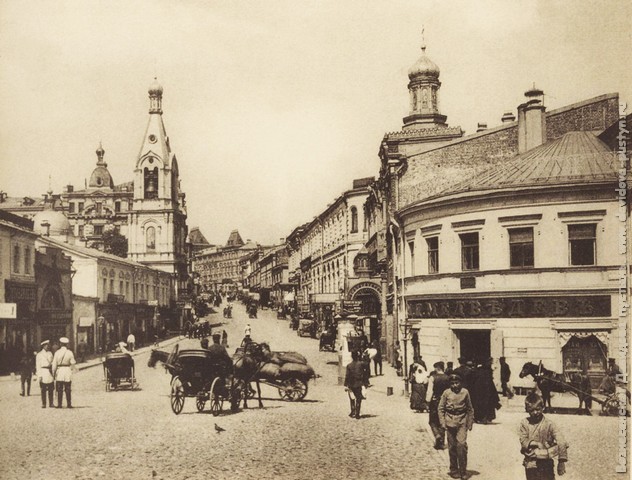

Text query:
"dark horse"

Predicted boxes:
[[519, 361, 592, 412]]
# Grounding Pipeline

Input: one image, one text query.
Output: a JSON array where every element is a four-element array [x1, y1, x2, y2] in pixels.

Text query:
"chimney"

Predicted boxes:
[[517, 86, 546, 154], [476, 122, 488, 132], [501, 111, 516, 123], [65, 184, 74, 193]]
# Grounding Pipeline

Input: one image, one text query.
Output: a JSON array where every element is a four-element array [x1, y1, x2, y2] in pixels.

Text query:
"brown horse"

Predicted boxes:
[[519, 361, 592, 412]]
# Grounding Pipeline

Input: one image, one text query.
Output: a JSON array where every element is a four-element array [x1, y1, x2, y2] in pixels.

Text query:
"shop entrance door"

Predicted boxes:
[[562, 335, 607, 390], [458, 330, 491, 365]]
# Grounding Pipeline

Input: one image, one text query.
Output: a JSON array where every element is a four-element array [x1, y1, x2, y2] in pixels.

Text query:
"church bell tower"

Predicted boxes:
[[127, 79, 188, 295]]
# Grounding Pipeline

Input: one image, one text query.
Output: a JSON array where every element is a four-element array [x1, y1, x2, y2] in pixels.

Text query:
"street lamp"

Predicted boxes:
[[97, 315, 105, 354], [399, 318, 413, 395]]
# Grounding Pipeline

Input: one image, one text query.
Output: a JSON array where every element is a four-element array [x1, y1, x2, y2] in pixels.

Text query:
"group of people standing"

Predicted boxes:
[[24, 337, 76, 408]]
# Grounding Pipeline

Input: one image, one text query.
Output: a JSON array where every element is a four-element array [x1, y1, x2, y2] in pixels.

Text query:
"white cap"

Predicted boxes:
[[59, 337, 69, 344], [40, 340, 50, 347]]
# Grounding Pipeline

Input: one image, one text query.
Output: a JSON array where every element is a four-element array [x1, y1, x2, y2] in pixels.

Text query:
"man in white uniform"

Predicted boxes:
[[52, 337, 76, 408], [36, 340, 54, 408]]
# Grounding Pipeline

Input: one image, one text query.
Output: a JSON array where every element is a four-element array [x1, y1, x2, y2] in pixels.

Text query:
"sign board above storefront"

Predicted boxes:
[[0, 303, 17, 319], [407, 295, 611, 319]]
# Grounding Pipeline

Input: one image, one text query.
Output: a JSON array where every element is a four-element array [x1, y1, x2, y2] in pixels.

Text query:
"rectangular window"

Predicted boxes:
[[78, 202, 84, 212], [460, 232, 479, 271], [24, 247, 31, 275], [109, 279, 114, 294], [408, 241, 415, 276], [509, 228, 534, 268], [569, 224, 596, 265], [126, 281, 130, 297], [102, 278, 107, 300], [68, 203, 75, 214], [119, 281, 123, 294], [426, 237, 439, 273], [115, 201, 121, 213], [78, 225, 84, 238], [94, 225, 103, 236], [13, 245, 20, 273]]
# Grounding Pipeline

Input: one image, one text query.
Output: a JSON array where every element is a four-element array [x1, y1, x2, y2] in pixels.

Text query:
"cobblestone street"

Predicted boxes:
[[0, 303, 623, 480]]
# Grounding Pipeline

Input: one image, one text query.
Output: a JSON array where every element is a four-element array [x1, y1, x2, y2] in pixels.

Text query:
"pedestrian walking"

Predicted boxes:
[[519, 392, 568, 479], [471, 357, 501, 424], [127, 332, 136, 352], [241, 324, 252, 348], [426, 361, 450, 449], [344, 350, 369, 419], [439, 374, 474, 479], [394, 341, 403, 376], [221, 329, 229, 348], [409, 356, 429, 412], [499, 356, 514, 399], [454, 358, 473, 393], [36, 340, 54, 408], [52, 337, 76, 408], [19, 349, 35, 397], [372, 339, 382, 376]]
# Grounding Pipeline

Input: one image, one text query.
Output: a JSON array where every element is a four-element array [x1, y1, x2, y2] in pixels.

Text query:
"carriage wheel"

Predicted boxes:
[[170, 377, 185, 415], [210, 378, 223, 417], [279, 378, 308, 401], [196, 394, 207, 412], [602, 395, 621, 416]]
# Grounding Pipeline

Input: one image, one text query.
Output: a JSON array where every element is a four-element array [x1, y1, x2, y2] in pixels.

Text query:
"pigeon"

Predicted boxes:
[[214, 423, 225, 434]]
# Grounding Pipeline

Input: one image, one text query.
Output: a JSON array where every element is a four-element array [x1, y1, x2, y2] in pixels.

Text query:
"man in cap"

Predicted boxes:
[[426, 361, 450, 449], [454, 357, 473, 393], [207, 333, 233, 396], [52, 337, 76, 408], [36, 340, 54, 408], [439, 374, 474, 479]]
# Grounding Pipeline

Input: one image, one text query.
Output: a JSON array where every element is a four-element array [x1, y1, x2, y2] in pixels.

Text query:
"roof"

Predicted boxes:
[[436, 131, 617, 198], [188, 227, 210, 246], [225, 230, 245, 247]]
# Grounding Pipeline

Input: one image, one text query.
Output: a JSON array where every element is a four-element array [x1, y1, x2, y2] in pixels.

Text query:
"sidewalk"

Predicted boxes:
[[0, 318, 228, 382]]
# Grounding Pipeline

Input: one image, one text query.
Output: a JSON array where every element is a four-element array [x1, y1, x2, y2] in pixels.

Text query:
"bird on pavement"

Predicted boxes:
[[214, 423, 225, 433]]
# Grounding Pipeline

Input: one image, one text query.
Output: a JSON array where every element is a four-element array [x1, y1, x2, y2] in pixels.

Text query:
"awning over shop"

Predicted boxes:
[[558, 330, 609, 348]]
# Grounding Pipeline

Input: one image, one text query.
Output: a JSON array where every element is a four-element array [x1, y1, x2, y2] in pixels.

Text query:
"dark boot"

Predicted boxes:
[[57, 389, 63, 408], [355, 399, 362, 419], [66, 388, 72, 408], [349, 399, 356, 417]]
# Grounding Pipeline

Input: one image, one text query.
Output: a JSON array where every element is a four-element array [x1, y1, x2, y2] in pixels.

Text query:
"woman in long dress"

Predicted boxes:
[[409, 357, 429, 412]]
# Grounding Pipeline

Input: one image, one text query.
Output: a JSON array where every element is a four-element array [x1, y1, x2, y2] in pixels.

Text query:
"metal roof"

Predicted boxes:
[[442, 131, 617, 196]]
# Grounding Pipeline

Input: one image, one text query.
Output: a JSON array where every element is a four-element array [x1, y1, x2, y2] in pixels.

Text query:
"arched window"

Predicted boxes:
[[146, 226, 156, 251], [350, 207, 358, 233]]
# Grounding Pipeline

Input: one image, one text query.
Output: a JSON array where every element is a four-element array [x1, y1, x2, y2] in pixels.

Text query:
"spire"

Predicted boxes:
[[421, 25, 426, 53], [47, 175, 53, 197], [96, 141, 106, 166], [148, 77, 163, 114]]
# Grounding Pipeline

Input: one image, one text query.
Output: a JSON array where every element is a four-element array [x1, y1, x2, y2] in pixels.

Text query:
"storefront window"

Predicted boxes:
[[569, 224, 596, 265], [426, 237, 439, 273], [509, 227, 534, 268], [460, 232, 479, 271]]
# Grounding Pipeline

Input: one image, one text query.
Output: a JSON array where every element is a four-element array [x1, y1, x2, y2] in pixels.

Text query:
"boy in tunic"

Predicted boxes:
[[519, 392, 568, 479], [439, 374, 474, 479]]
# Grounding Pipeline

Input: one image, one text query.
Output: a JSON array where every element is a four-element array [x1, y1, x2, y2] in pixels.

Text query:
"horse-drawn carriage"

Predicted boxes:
[[236, 342, 316, 401], [103, 352, 138, 391], [161, 346, 243, 415], [519, 361, 630, 416]]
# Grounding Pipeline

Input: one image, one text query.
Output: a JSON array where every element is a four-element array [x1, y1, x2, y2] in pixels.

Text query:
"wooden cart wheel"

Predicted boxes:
[[279, 378, 308, 401], [602, 394, 621, 416], [196, 394, 206, 412], [170, 377, 185, 415], [210, 377, 223, 417]]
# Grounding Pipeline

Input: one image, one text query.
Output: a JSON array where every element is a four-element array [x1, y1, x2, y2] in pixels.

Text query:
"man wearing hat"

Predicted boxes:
[[36, 340, 54, 408], [52, 337, 76, 408], [207, 333, 233, 396], [454, 358, 473, 393], [425, 361, 450, 449]]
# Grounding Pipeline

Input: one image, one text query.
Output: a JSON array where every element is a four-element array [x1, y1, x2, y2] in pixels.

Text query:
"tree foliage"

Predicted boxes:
[[102, 228, 128, 258]]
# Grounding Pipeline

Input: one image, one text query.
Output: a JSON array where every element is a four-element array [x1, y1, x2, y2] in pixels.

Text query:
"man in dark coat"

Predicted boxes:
[[426, 361, 451, 449], [344, 350, 369, 419], [454, 358, 473, 393], [499, 356, 514, 398], [471, 357, 500, 424]]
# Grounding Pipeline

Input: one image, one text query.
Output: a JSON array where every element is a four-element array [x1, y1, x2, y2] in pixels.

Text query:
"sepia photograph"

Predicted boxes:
[[0, 1, 630, 479]]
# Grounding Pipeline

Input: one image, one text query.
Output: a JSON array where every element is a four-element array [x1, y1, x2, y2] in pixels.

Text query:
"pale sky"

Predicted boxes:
[[1, 0, 630, 245]]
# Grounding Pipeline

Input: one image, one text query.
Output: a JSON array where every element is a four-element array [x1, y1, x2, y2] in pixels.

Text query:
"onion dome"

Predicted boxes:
[[408, 45, 440, 79], [33, 210, 72, 237], [148, 78, 163, 96]]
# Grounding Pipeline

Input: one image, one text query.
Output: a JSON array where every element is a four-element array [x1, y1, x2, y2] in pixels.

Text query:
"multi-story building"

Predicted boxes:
[[193, 230, 259, 294], [287, 178, 382, 339], [371, 39, 629, 385]]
